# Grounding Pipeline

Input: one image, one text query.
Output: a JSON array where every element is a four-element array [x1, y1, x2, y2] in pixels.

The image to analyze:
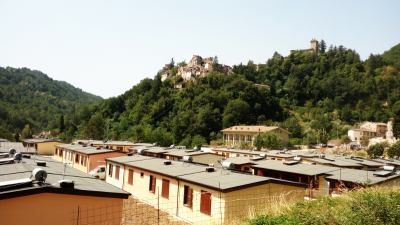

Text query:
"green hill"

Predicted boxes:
[[63, 41, 400, 146], [0, 67, 101, 140]]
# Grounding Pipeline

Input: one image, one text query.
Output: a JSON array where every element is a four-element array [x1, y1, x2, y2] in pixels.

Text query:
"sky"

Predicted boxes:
[[0, 0, 399, 98]]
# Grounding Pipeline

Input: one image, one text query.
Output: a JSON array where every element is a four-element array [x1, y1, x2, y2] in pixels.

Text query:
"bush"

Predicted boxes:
[[367, 143, 384, 158], [387, 141, 400, 158]]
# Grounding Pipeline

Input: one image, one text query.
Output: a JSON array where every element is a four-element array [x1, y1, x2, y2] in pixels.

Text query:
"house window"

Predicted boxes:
[[140, 172, 144, 178], [75, 154, 79, 163], [200, 190, 212, 215], [149, 175, 156, 193], [161, 179, 170, 199], [108, 164, 113, 177], [128, 169, 134, 185], [115, 165, 120, 180], [183, 185, 193, 208]]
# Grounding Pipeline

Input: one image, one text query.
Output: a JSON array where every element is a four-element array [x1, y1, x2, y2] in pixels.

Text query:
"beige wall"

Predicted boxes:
[[223, 183, 305, 223], [223, 129, 289, 147], [118, 164, 305, 225], [37, 141, 63, 155], [0, 193, 123, 225]]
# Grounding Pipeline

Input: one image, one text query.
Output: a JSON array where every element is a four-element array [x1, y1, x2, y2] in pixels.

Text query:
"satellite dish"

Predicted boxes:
[[32, 168, 47, 182]]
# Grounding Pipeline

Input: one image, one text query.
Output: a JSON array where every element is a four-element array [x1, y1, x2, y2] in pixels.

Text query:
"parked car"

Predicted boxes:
[[89, 165, 106, 179]]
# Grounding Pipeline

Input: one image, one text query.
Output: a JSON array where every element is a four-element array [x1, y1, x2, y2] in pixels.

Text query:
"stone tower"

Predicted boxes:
[[310, 39, 319, 52]]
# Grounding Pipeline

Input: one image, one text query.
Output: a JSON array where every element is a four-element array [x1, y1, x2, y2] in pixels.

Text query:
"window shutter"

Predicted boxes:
[[200, 191, 211, 215], [162, 179, 170, 199], [188, 187, 193, 208], [128, 169, 133, 185]]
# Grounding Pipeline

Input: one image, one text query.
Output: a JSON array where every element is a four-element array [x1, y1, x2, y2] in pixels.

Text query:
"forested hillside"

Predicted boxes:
[[0, 67, 101, 140], [59, 41, 399, 147], [2, 41, 399, 147]]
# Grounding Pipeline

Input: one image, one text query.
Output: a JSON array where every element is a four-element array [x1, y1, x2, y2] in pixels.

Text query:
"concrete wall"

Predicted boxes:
[[223, 183, 305, 223], [0, 193, 123, 225], [106, 161, 126, 189]]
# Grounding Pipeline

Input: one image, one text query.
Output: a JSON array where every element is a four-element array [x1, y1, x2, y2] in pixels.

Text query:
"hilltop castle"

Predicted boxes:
[[291, 39, 319, 54]]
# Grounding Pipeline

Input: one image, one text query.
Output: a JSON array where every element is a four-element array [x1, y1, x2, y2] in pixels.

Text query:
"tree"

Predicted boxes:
[[387, 141, 400, 158], [319, 39, 327, 53], [59, 114, 65, 133], [222, 99, 251, 128], [191, 135, 206, 149], [84, 113, 105, 140], [367, 143, 384, 158], [393, 117, 400, 139], [255, 133, 284, 150], [20, 124, 31, 140]]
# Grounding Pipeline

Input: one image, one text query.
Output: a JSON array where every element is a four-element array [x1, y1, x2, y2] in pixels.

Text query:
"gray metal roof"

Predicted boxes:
[[122, 158, 304, 191], [0, 155, 129, 198], [305, 157, 363, 168], [334, 156, 384, 167], [57, 144, 118, 155], [23, 139, 62, 144], [252, 160, 336, 176], [370, 158, 400, 167], [0, 142, 35, 154], [143, 147, 170, 154], [106, 155, 153, 164], [223, 156, 258, 165], [325, 168, 400, 185], [164, 150, 210, 157], [125, 158, 206, 177]]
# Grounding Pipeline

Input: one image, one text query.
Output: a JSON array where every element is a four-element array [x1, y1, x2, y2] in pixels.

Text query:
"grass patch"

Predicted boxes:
[[246, 188, 400, 225]]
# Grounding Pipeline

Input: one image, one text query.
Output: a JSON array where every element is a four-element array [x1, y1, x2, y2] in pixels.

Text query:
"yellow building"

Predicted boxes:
[[106, 156, 306, 224], [22, 138, 63, 155], [54, 144, 125, 173], [222, 125, 290, 147], [0, 155, 130, 225]]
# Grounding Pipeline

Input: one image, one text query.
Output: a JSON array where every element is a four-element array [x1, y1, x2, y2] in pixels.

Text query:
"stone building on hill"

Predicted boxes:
[[160, 55, 232, 82]]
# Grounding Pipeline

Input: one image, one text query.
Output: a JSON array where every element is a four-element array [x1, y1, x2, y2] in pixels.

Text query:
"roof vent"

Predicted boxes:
[[59, 180, 74, 188], [164, 161, 172, 165], [319, 154, 325, 159], [182, 156, 193, 163], [32, 168, 47, 182], [9, 148, 16, 156], [22, 154, 31, 159], [137, 148, 147, 155], [205, 167, 215, 172], [14, 153, 22, 162], [383, 165, 395, 171], [283, 160, 300, 165], [96, 147, 101, 150], [36, 161, 46, 167], [221, 161, 234, 170]]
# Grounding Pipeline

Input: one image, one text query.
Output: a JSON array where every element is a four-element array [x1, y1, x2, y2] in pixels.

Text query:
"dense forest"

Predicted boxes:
[[1, 41, 400, 147], [0, 67, 101, 140]]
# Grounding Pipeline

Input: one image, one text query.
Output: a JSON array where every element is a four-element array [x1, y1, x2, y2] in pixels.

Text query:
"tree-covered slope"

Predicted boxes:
[[65, 41, 400, 147], [382, 43, 400, 69], [0, 67, 101, 140]]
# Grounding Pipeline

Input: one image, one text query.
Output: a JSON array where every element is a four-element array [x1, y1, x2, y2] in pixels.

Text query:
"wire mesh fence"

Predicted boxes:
[[70, 188, 320, 225]]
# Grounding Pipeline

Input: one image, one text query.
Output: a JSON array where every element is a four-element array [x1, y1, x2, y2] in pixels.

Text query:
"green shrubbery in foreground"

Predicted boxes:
[[247, 188, 400, 225]]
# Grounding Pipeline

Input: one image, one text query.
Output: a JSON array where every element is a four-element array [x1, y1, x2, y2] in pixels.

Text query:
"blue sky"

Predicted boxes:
[[0, 0, 399, 98]]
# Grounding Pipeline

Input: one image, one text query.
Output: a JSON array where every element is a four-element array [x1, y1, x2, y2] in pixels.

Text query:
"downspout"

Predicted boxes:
[[122, 164, 126, 190], [176, 179, 180, 217]]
